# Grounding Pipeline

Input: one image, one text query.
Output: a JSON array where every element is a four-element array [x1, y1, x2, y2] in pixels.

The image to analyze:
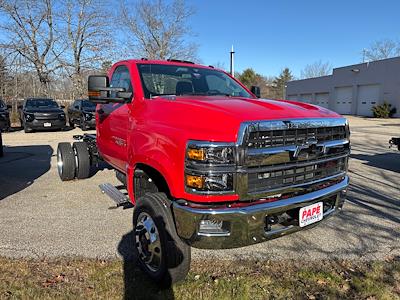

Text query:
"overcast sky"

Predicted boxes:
[[187, 0, 400, 77]]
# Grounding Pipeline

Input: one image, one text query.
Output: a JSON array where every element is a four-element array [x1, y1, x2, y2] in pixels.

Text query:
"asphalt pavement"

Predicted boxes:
[[0, 116, 399, 261]]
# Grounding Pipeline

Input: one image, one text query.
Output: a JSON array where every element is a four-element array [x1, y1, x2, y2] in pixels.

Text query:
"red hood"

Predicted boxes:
[[146, 96, 342, 142]]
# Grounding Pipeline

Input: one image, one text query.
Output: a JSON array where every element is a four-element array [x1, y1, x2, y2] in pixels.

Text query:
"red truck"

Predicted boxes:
[[57, 59, 350, 284]]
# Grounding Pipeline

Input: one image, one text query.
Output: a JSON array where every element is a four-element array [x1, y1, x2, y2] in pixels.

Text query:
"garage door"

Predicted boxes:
[[357, 84, 380, 116], [315, 93, 330, 108], [334, 86, 352, 114], [299, 94, 313, 103]]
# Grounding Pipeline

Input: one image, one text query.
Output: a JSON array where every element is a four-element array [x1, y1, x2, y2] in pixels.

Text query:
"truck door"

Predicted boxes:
[[96, 65, 131, 171]]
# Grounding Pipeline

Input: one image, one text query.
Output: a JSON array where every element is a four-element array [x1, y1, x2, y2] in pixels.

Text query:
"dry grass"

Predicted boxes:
[[0, 256, 399, 300]]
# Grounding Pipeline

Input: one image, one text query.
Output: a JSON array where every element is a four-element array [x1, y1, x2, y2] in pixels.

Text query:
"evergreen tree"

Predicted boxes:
[[273, 68, 293, 98]]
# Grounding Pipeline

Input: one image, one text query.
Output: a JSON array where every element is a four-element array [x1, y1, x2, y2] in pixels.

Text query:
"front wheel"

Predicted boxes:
[[133, 193, 191, 285]]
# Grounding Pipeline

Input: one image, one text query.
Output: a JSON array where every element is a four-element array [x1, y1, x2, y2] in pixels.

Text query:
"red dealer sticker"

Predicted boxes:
[[299, 202, 323, 227]]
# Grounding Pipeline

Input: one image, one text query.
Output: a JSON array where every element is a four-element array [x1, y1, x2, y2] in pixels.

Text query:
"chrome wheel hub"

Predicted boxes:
[[135, 212, 162, 272], [57, 149, 63, 175]]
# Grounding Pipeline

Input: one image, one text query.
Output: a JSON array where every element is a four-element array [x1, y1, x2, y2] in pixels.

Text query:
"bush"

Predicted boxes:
[[371, 102, 396, 118]]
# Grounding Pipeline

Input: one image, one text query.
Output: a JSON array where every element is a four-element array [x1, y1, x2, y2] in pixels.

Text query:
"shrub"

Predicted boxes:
[[371, 102, 396, 118]]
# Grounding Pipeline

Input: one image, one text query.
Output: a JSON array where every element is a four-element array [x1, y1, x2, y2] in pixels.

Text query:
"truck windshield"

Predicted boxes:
[[138, 64, 252, 99], [26, 99, 58, 108]]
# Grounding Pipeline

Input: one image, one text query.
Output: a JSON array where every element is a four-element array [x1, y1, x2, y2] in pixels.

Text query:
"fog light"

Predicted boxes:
[[199, 219, 230, 236], [186, 175, 205, 189]]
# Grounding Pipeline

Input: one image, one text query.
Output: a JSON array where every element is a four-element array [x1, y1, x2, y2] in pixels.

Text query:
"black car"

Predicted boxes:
[[19, 98, 66, 133], [0, 99, 11, 132], [67, 99, 96, 131]]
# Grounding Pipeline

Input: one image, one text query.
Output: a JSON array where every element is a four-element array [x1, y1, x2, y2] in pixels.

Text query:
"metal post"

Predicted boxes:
[[230, 45, 235, 77]]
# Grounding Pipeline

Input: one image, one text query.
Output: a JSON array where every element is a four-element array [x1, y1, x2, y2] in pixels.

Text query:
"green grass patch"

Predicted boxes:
[[0, 257, 399, 299]]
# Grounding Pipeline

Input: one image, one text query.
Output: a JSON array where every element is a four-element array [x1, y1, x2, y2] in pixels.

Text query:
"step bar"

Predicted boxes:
[[99, 183, 132, 208]]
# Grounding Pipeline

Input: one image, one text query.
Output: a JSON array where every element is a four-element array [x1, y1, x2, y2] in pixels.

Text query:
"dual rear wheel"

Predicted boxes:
[[57, 142, 91, 181]]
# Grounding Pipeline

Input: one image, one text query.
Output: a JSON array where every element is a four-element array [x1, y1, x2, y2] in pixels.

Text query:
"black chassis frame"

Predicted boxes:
[[73, 134, 101, 165]]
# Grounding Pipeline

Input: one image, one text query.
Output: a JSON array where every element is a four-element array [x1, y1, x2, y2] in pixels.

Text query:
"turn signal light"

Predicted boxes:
[[88, 90, 100, 97], [187, 148, 205, 161], [186, 175, 205, 189]]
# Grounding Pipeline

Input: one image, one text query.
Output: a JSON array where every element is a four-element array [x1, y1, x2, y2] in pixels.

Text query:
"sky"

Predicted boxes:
[[186, 0, 400, 77]]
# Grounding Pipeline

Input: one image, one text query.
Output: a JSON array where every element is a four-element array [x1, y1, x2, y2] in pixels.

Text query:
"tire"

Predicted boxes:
[[133, 193, 191, 285], [80, 117, 88, 131], [57, 143, 76, 181], [72, 142, 91, 179], [24, 125, 33, 133]]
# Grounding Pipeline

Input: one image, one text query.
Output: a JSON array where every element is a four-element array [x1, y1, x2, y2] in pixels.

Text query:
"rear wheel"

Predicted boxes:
[[72, 142, 91, 179], [80, 117, 88, 131], [57, 143, 76, 181], [24, 125, 33, 133], [133, 193, 191, 285]]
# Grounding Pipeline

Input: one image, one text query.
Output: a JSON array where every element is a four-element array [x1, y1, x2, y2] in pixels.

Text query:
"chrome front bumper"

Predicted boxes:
[[172, 176, 349, 249]]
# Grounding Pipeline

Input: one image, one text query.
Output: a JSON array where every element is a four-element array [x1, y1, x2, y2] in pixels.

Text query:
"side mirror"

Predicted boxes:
[[251, 86, 261, 98], [7, 105, 11, 109], [18, 105, 23, 109], [60, 105, 65, 109], [88, 75, 132, 104]]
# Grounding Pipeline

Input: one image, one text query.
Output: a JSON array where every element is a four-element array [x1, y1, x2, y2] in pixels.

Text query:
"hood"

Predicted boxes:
[[25, 107, 64, 114], [148, 96, 342, 142]]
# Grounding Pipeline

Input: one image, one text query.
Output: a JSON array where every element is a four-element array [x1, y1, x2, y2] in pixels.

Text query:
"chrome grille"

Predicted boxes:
[[237, 118, 350, 200], [247, 126, 346, 149], [248, 156, 347, 193]]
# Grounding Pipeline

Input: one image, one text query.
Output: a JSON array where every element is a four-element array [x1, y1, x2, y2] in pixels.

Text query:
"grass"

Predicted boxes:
[[0, 256, 399, 300]]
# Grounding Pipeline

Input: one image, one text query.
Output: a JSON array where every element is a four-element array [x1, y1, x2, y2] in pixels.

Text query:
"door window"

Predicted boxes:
[[110, 65, 133, 93]]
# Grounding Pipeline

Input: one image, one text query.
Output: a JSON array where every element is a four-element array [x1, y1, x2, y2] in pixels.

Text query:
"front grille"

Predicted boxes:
[[247, 126, 346, 149], [239, 118, 350, 199], [248, 157, 347, 193], [35, 113, 61, 120]]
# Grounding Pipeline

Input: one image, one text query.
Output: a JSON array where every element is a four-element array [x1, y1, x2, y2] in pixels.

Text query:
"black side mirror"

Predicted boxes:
[[60, 105, 65, 109], [251, 86, 261, 98], [88, 75, 132, 104], [18, 105, 23, 109], [6, 105, 11, 109]]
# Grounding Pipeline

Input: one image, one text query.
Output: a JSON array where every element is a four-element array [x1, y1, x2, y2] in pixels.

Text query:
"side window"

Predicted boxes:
[[110, 65, 133, 92]]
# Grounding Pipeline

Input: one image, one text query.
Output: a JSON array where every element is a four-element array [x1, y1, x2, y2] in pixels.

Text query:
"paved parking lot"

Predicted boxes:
[[0, 116, 399, 261]]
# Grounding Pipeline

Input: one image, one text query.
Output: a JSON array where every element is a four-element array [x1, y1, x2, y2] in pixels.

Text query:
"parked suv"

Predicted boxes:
[[57, 59, 350, 284], [19, 98, 66, 133], [0, 99, 11, 132], [0, 131, 3, 157], [67, 99, 96, 130]]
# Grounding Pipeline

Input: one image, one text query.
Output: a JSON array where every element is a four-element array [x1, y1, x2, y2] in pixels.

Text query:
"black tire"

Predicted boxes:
[[57, 143, 76, 181], [80, 117, 88, 131], [133, 193, 191, 285], [72, 142, 91, 179], [24, 125, 33, 133]]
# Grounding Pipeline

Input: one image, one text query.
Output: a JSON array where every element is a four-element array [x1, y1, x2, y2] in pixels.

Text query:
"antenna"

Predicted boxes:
[[230, 45, 235, 77]]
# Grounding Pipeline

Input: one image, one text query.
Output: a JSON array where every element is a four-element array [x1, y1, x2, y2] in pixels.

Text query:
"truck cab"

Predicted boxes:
[[57, 59, 350, 284]]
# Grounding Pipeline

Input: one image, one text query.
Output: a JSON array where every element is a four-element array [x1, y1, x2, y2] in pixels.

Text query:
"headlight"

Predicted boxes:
[[84, 113, 92, 120], [186, 141, 235, 164], [59, 113, 66, 119], [185, 141, 235, 193], [25, 113, 35, 122]]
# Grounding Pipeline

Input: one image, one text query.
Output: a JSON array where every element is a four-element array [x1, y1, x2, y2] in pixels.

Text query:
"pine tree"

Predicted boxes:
[[273, 68, 293, 99]]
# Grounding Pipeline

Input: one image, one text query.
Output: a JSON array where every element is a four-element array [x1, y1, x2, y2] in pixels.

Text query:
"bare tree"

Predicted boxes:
[[120, 0, 198, 61], [364, 39, 400, 61], [300, 60, 332, 79], [0, 0, 62, 95], [58, 0, 114, 97]]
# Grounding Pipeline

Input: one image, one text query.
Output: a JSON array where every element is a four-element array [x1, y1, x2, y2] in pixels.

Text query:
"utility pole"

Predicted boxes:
[[230, 45, 235, 77], [362, 49, 366, 63]]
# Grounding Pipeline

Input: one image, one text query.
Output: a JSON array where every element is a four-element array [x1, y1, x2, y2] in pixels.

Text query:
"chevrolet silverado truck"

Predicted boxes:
[[56, 59, 350, 284]]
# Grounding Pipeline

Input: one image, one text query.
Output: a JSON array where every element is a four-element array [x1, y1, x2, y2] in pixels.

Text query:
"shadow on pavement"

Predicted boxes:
[[118, 231, 175, 300], [351, 152, 400, 173], [0, 145, 52, 200]]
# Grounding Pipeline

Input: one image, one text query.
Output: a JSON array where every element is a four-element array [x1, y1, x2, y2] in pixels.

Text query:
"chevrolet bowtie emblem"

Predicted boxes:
[[293, 137, 318, 159]]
